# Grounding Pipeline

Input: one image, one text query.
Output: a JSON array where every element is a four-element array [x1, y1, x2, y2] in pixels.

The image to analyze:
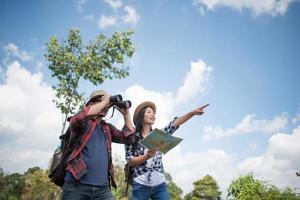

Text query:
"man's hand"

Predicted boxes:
[[113, 105, 129, 116], [101, 91, 111, 107]]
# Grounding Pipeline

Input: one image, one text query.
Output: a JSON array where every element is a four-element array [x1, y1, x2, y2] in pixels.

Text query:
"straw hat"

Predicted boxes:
[[86, 89, 107, 105], [133, 101, 156, 124]]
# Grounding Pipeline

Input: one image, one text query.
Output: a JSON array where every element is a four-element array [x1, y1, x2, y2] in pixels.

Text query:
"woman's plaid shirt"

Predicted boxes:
[[125, 118, 179, 179]]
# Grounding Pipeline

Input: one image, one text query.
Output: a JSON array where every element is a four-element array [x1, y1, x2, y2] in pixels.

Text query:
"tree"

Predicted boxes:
[[45, 29, 135, 133], [0, 167, 61, 200], [184, 175, 221, 200], [227, 173, 300, 200], [111, 162, 129, 200], [165, 172, 183, 200], [21, 167, 61, 200], [0, 169, 25, 200]]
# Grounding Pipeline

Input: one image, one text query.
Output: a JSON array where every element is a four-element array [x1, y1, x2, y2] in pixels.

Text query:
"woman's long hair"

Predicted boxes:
[[134, 107, 146, 134]]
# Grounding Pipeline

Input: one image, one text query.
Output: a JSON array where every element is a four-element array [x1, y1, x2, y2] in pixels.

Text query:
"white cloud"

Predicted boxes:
[[98, 14, 118, 29], [0, 64, 4, 80], [104, 0, 123, 9], [98, 4, 139, 29], [3, 43, 33, 64], [83, 14, 95, 21], [203, 113, 288, 140], [122, 85, 175, 129], [122, 6, 139, 25], [0, 148, 52, 173], [77, 0, 88, 13], [292, 114, 300, 124], [164, 147, 236, 196], [0, 61, 61, 173], [238, 125, 300, 189], [192, 0, 300, 17], [175, 59, 212, 104], [292, 103, 300, 124]]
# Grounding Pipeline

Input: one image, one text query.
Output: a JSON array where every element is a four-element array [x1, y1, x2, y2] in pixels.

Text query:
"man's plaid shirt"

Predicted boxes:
[[67, 105, 134, 188], [125, 118, 179, 180]]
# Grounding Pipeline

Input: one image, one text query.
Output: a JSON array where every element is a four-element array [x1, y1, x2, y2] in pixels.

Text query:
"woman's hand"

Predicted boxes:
[[172, 103, 209, 127], [146, 148, 159, 158], [191, 104, 209, 116]]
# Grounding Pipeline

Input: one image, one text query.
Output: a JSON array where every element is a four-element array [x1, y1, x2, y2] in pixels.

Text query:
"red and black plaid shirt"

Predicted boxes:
[[66, 105, 134, 188]]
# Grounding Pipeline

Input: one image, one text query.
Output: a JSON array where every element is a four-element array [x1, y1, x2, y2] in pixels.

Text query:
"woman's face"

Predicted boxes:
[[143, 107, 156, 125]]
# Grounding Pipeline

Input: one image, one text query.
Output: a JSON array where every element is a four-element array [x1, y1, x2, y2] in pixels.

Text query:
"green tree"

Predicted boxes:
[[165, 172, 183, 200], [111, 162, 129, 200], [0, 169, 25, 200], [0, 168, 4, 199], [21, 167, 61, 200], [45, 28, 135, 133], [184, 175, 221, 200], [227, 174, 266, 200], [227, 173, 300, 200]]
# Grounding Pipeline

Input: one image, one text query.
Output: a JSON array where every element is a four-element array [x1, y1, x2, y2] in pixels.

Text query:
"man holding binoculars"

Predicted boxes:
[[62, 89, 135, 200]]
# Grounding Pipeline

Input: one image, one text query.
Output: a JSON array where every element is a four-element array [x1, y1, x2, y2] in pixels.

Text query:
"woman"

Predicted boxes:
[[125, 101, 209, 200]]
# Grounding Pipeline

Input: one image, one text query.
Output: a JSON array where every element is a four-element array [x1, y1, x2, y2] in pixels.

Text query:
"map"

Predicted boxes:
[[139, 128, 183, 154]]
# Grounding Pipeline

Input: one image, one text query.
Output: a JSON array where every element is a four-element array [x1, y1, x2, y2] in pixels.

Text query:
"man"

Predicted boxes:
[[62, 90, 135, 200]]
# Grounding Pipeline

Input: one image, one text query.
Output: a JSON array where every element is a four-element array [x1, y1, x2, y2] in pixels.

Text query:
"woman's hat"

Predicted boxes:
[[133, 101, 156, 123]]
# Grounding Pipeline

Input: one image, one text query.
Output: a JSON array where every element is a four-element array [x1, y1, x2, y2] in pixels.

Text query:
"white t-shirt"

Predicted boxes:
[[133, 150, 165, 187]]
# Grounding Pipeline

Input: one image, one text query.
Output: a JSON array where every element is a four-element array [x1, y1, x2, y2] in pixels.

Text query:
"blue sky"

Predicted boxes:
[[1, 0, 300, 197]]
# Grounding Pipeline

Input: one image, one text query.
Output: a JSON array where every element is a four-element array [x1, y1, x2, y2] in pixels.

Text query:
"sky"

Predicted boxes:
[[1, 0, 300, 197]]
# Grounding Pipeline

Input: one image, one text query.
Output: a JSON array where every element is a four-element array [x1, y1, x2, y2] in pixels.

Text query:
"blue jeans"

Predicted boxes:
[[62, 182, 114, 200], [131, 182, 169, 200]]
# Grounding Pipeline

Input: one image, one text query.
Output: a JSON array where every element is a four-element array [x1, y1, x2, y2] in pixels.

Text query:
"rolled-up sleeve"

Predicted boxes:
[[162, 117, 179, 135], [109, 123, 135, 144]]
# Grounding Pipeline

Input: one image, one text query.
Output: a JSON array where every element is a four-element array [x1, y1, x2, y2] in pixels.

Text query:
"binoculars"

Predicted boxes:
[[110, 95, 131, 109]]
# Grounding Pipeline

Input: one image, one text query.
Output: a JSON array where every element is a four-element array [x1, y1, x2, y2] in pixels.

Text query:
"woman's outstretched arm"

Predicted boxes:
[[172, 104, 209, 127]]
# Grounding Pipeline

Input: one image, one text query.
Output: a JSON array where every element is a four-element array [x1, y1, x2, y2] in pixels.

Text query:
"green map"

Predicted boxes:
[[139, 128, 183, 154]]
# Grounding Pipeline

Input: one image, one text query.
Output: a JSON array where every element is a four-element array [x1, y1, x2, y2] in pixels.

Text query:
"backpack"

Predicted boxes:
[[48, 127, 72, 187], [124, 139, 138, 195], [49, 114, 87, 187]]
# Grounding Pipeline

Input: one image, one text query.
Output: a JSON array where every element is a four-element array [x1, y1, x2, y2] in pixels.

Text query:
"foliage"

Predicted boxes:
[[0, 167, 61, 200], [2, 164, 300, 200], [45, 28, 135, 133], [165, 172, 183, 200], [111, 162, 130, 200], [184, 175, 221, 200], [227, 173, 300, 200], [0, 168, 25, 200], [21, 167, 61, 200]]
